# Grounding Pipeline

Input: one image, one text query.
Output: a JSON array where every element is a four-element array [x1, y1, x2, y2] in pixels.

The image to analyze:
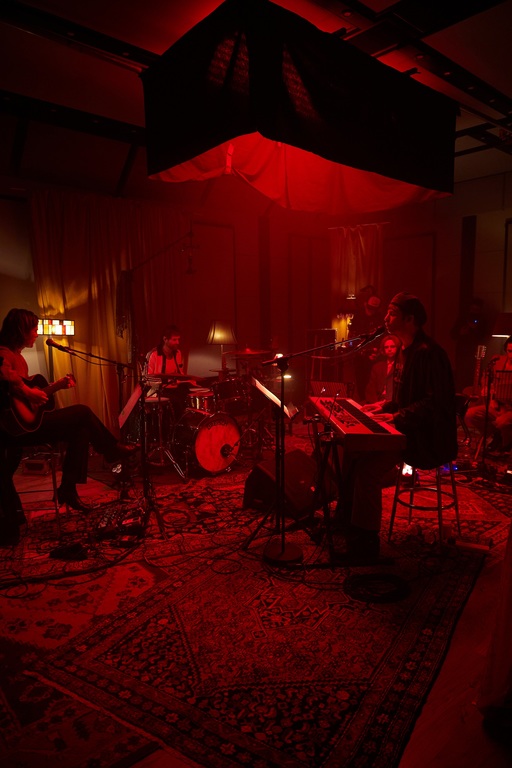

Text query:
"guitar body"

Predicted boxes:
[[0, 373, 75, 436]]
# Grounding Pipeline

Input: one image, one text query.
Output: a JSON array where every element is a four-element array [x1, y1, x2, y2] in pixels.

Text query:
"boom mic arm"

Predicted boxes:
[[46, 338, 76, 355]]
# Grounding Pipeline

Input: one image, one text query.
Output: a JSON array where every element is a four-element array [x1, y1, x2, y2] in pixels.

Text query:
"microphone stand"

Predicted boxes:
[[258, 329, 386, 567], [49, 342, 137, 500]]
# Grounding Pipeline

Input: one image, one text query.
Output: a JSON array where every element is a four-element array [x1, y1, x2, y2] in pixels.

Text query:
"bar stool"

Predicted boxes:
[[388, 460, 461, 550]]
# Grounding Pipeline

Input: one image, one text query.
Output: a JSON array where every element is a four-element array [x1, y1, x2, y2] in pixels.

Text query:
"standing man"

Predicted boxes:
[[334, 292, 457, 562]]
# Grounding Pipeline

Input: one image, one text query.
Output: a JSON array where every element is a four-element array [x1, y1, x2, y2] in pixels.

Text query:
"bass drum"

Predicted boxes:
[[172, 410, 241, 474]]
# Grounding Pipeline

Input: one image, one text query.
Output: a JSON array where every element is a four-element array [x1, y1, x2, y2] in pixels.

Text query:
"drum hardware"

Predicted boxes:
[[210, 368, 236, 377], [212, 376, 251, 416], [186, 388, 215, 413], [236, 405, 275, 457], [144, 394, 185, 477], [147, 372, 208, 385], [171, 410, 241, 477]]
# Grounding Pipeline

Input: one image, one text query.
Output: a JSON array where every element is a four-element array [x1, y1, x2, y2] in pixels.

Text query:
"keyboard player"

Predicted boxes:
[[331, 292, 457, 564]]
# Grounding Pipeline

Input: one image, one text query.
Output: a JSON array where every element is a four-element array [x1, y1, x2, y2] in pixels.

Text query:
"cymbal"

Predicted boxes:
[[231, 349, 271, 357]]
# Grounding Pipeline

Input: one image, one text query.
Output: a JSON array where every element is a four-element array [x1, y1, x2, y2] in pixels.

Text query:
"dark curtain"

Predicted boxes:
[[142, 0, 457, 201]]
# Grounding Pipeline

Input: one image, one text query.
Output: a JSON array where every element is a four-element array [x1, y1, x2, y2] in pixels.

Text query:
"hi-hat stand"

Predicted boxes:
[[144, 385, 185, 478]]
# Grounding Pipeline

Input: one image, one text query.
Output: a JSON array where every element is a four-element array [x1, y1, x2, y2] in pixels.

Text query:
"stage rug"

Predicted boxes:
[[30, 535, 487, 767]]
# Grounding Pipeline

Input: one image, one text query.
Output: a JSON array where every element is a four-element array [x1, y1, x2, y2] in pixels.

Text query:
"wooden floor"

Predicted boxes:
[[8, 445, 512, 768]]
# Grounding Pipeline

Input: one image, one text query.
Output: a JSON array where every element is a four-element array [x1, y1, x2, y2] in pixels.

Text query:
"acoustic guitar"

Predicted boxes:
[[0, 373, 76, 436]]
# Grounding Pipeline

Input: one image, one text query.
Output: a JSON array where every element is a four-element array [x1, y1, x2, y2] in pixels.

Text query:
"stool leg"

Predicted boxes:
[[49, 454, 62, 538], [408, 466, 418, 523], [449, 461, 462, 535], [388, 462, 403, 542], [435, 467, 444, 552]]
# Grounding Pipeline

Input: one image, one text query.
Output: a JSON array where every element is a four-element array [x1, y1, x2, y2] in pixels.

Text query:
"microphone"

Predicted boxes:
[[361, 325, 386, 343], [46, 338, 76, 355], [220, 444, 233, 458]]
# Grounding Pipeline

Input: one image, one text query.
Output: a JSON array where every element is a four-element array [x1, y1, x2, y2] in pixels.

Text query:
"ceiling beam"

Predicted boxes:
[[0, 90, 146, 145], [0, 0, 158, 71]]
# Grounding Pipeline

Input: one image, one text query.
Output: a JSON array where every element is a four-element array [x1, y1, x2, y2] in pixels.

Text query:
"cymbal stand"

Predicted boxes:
[[237, 401, 274, 459]]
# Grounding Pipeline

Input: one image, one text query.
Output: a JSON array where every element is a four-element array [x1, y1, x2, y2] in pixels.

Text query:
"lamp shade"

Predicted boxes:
[[492, 313, 512, 338], [206, 320, 237, 346]]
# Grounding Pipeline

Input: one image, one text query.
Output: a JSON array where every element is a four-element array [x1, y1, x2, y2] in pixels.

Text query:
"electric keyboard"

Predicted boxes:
[[309, 396, 406, 452]]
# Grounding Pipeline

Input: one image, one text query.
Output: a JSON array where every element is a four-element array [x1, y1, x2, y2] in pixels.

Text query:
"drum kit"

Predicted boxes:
[[141, 349, 274, 478]]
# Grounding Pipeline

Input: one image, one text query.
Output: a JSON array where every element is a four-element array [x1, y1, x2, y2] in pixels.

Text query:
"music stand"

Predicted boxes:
[[245, 329, 385, 566], [242, 374, 302, 564]]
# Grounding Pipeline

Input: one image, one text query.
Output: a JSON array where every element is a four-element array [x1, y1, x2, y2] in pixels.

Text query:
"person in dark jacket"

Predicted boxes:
[[376, 292, 458, 469], [333, 292, 457, 563]]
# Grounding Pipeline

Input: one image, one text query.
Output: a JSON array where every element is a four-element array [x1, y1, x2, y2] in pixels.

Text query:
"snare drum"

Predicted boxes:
[[186, 388, 215, 413], [172, 410, 240, 474], [212, 376, 249, 415]]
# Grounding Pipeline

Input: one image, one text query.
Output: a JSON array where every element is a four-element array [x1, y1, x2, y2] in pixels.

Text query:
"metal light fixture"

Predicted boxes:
[[38, 318, 75, 380], [38, 319, 75, 336]]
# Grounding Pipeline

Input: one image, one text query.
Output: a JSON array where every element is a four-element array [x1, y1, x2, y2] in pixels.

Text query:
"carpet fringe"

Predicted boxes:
[[23, 669, 200, 767]]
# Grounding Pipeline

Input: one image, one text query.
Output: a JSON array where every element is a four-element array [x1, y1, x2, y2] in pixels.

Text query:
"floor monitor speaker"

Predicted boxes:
[[243, 449, 319, 519]]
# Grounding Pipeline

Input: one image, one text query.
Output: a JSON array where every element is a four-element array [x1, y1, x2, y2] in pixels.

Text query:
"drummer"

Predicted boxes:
[[146, 324, 192, 422]]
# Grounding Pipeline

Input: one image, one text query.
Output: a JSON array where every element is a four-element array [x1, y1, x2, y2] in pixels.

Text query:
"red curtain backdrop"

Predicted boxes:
[[29, 190, 188, 431], [330, 223, 384, 338], [153, 135, 446, 216]]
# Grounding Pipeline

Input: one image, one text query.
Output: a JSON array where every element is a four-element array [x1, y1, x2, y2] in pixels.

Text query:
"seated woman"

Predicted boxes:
[[364, 334, 401, 404], [0, 308, 136, 546]]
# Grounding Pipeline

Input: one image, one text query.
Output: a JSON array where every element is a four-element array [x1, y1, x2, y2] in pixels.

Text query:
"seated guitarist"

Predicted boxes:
[[0, 308, 136, 546]]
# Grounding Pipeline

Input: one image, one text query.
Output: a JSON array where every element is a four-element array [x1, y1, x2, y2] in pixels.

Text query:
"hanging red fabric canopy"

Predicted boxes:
[[141, 0, 457, 214]]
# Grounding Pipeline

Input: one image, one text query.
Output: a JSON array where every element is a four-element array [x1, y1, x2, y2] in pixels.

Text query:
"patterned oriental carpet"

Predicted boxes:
[[1, 448, 512, 768]]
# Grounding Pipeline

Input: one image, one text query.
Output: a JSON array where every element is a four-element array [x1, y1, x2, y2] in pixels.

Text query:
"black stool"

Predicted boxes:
[[388, 461, 461, 551]]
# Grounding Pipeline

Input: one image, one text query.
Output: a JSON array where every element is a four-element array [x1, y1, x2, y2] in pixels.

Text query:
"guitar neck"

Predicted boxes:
[[472, 346, 486, 395], [42, 375, 75, 397], [45, 380, 67, 397]]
